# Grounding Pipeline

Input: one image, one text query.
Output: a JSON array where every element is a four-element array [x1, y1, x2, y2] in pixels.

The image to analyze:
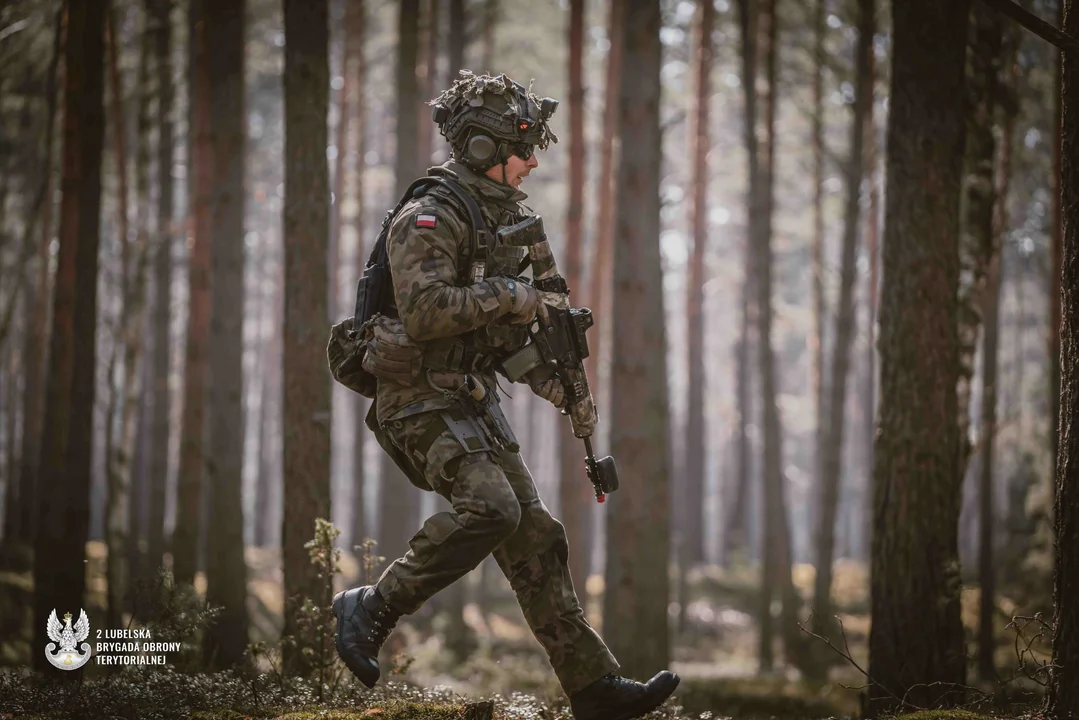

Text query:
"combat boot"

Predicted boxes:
[[331, 585, 402, 687], [569, 670, 680, 720]]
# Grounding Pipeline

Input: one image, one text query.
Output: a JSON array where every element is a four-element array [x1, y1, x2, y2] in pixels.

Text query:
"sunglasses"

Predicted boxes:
[[509, 142, 535, 160]]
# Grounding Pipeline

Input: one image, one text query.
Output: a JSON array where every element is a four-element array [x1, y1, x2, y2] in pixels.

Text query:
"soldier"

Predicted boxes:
[[327, 71, 679, 720]]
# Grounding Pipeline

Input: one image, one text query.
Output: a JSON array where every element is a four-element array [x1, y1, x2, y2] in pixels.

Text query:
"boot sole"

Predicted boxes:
[[606, 673, 681, 720], [332, 589, 379, 689]]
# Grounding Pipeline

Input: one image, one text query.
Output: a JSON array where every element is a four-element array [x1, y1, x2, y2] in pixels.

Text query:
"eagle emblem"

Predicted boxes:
[[45, 608, 91, 670]]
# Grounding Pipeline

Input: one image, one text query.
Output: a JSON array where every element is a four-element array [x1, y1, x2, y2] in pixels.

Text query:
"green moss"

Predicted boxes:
[[267, 699, 487, 720], [895, 711, 997, 720], [675, 677, 854, 719]]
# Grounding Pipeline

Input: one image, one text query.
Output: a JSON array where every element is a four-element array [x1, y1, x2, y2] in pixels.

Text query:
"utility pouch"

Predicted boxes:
[[360, 314, 423, 386]]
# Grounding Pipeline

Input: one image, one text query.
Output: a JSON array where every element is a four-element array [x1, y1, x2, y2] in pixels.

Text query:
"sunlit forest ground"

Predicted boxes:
[[0, 541, 1051, 719]]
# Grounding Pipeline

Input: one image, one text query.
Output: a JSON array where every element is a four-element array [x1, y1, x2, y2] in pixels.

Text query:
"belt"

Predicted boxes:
[[423, 340, 497, 374]]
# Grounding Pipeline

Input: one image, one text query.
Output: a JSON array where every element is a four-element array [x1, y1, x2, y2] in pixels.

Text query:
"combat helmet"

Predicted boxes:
[[430, 70, 559, 172]]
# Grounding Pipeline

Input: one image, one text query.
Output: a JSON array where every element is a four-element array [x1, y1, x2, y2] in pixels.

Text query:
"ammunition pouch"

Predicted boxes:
[[360, 313, 423, 386], [328, 318, 376, 398]]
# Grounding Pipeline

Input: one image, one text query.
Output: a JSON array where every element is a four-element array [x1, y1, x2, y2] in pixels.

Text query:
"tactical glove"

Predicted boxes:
[[530, 377, 566, 408], [503, 277, 545, 325]]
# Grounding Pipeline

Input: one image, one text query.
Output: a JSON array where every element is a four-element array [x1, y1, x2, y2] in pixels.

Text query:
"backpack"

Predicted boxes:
[[345, 175, 490, 398]]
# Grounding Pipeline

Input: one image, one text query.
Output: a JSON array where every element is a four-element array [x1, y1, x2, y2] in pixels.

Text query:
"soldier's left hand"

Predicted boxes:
[[530, 377, 566, 408]]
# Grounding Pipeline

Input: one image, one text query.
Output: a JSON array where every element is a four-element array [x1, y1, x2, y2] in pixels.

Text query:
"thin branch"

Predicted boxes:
[[979, 0, 1079, 51]]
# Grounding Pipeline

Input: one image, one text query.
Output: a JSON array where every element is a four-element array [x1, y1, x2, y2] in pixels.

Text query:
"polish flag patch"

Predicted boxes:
[[415, 214, 437, 229]]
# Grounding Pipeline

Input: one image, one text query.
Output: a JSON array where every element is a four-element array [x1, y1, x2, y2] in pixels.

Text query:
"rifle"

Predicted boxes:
[[498, 216, 620, 503]]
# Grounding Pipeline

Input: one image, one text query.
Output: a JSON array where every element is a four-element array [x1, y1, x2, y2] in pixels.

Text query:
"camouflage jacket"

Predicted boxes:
[[375, 160, 535, 424]]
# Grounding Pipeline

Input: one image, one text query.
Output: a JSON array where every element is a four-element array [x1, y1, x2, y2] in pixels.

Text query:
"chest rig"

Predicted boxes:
[[355, 173, 529, 377]]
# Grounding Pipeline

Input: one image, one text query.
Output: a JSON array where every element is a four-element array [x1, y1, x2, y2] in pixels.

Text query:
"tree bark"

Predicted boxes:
[[808, 0, 872, 682], [32, 0, 106, 674], [809, 0, 827, 545], [585, 0, 622, 391], [379, 0, 423, 573], [1051, 0, 1065, 509], [866, 0, 970, 713], [447, 0, 465, 78], [173, 0, 213, 587], [348, 0, 367, 553], [146, 0, 173, 573], [957, 3, 1004, 477], [559, 0, 591, 595], [861, 3, 879, 563], [604, 0, 670, 679], [282, 0, 333, 675], [682, 0, 714, 575], [480, 0, 497, 72], [16, 0, 65, 548], [202, 0, 248, 669], [330, 0, 355, 321], [1045, 2, 1079, 716]]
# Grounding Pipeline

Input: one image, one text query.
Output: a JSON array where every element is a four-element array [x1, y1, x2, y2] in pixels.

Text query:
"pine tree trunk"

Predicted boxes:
[[861, 9, 879, 563], [975, 5, 1014, 684], [559, 0, 591, 595], [379, 0, 423, 575], [448, 0, 465, 78], [417, 0, 439, 169], [604, 0, 670, 680], [330, 0, 354, 321], [682, 0, 713, 574], [748, 0, 803, 674], [147, 0, 173, 572], [16, 1, 64, 548], [349, 0, 367, 553], [585, 0, 622, 391], [1045, 2, 1079, 716], [866, 0, 970, 713], [808, 0, 872, 682], [1051, 0, 1065, 487], [103, 5, 131, 628], [957, 3, 1004, 478], [202, 0, 248, 669], [282, 0, 333, 674], [173, 0, 213, 586], [809, 0, 827, 544], [33, 0, 106, 674], [480, 0, 497, 72]]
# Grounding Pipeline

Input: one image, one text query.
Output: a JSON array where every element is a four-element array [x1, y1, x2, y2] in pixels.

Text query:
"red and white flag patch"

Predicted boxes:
[[415, 214, 437, 229]]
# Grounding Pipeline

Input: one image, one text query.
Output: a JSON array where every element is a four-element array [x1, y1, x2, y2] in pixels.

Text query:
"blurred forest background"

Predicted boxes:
[[1, 0, 1078, 718]]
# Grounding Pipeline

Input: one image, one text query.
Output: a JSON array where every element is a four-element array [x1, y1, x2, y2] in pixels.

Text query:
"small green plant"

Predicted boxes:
[[357, 537, 385, 585]]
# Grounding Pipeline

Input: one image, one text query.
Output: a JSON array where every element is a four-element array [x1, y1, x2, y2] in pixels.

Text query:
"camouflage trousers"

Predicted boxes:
[[374, 408, 619, 695]]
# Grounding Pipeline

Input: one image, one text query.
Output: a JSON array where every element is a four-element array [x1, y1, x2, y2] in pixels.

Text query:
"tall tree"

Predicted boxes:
[[809, 0, 827, 540], [448, 0, 466, 77], [867, 0, 970, 713], [809, 0, 873, 680], [202, 0, 248, 668], [173, 0, 213, 587], [1051, 0, 1065, 487], [283, 0, 333, 673], [33, 0, 106, 673], [559, 0, 591, 594], [348, 0, 368, 553], [330, 0, 355, 320], [681, 0, 714, 573], [380, 0, 423, 568], [1046, 2, 1079, 716], [146, 0, 174, 573], [744, 0, 803, 673], [957, 4, 1004, 477], [604, 0, 670, 680], [860, 0, 879, 563], [16, 0, 64, 548]]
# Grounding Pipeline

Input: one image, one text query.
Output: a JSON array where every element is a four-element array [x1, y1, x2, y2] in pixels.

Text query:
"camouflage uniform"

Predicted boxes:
[[366, 158, 619, 695]]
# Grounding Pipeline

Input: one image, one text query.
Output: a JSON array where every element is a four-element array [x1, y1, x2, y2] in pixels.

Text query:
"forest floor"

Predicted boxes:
[[0, 543, 1051, 720]]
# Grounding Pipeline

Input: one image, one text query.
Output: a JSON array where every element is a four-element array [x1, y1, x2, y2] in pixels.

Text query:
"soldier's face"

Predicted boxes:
[[485, 150, 539, 189]]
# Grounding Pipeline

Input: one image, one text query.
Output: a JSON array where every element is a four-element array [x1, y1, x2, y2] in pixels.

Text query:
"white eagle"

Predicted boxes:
[[45, 608, 91, 670]]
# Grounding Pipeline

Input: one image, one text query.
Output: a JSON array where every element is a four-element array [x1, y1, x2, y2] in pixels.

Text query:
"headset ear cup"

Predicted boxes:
[[466, 134, 497, 166]]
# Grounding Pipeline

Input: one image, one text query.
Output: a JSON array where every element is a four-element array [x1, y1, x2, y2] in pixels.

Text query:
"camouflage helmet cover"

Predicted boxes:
[[430, 71, 559, 160]]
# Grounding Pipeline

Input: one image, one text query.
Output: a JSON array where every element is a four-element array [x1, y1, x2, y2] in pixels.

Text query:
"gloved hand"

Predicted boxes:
[[530, 376, 566, 408], [504, 277, 545, 325]]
